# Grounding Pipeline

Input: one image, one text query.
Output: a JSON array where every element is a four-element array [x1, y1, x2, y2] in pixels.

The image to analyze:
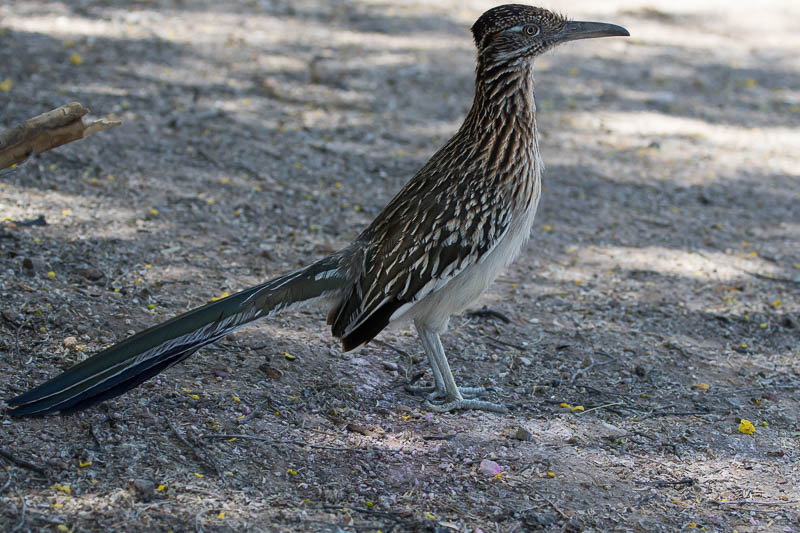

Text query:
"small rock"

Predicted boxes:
[[346, 423, 377, 437], [528, 514, 558, 526], [478, 459, 502, 477], [259, 365, 283, 380], [131, 478, 155, 502], [46, 457, 67, 470], [21, 257, 45, 273], [63, 336, 78, 348], [647, 91, 675, 107], [512, 426, 534, 441], [1, 309, 23, 325], [75, 266, 104, 281], [518, 356, 532, 366], [697, 190, 712, 205], [381, 361, 398, 371], [597, 421, 627, 440]]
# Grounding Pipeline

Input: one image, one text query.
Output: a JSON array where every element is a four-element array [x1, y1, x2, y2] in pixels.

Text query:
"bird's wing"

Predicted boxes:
[[330, 166, 512, 350]]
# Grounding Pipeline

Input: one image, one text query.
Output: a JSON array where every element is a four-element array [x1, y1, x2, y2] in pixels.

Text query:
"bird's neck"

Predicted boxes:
[[461, 59, 542, 213], [465, 59, 538, 138]]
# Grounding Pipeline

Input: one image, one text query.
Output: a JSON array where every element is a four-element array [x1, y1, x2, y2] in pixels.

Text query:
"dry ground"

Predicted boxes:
[[1, 0, 799, 531]]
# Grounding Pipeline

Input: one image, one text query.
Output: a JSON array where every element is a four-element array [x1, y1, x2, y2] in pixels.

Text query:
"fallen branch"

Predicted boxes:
[[641, 409, 711, 419], [715, 499, 796, 506], [570, 355, 618, 385], [0, 448, 48, 476], [0, 467, 12, 495], [322, 504, 412, 519], [372, 339, 411, 359], [574, 400, 624, 415], [484, 335, 527, 351], [203, 433, 386, 453], [637, 477, 696, 487], [236, 398, 273, 424], [466, 306, 511, 323], [166, 418, 223, 478], [0, 102, 121, 170], [544, 498, 570, 520]]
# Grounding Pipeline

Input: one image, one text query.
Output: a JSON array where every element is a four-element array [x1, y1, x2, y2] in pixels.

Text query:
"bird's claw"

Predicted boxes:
[[406, 384, 489, 400], [424, 397, 510, 413]]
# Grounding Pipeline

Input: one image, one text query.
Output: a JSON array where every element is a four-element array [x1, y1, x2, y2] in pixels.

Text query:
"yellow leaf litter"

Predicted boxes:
[[738, 419, 755, 435]]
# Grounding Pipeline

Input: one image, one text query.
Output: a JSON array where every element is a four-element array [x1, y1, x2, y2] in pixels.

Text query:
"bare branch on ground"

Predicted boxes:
[[0, 102, 121, 170]]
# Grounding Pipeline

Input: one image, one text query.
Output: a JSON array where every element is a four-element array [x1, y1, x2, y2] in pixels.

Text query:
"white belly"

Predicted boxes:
[[401, 199, 539, 333]]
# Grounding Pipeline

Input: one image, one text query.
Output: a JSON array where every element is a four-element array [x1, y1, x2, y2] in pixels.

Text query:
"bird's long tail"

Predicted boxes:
[[6, 255, 347, 416]]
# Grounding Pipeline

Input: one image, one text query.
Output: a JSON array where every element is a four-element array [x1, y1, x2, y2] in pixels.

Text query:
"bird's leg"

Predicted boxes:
[[405, 345, 487, 400], [405, 345, 446, 397], [414, 325, 508, 413], [406, 322, 488, 401]]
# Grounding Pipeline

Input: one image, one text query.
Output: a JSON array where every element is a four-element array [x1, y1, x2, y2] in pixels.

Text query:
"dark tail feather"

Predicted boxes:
[[7, 256, 346, 416]]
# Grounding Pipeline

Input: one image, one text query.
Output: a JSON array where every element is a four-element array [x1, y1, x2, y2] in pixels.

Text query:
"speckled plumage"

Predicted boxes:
[[329, 8, 548, 349], [8, 5, 628, 416]]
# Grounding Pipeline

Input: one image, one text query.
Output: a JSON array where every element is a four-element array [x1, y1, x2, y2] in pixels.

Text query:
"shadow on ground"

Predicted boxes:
[[1, 1, 798, 531]]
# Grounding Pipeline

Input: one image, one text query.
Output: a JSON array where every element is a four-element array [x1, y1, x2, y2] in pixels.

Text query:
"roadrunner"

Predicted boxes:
[[7, 5, 628, 416]]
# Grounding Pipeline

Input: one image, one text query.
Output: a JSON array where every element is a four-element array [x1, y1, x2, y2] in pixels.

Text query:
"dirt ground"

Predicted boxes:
[[1, 0, 798, 531]]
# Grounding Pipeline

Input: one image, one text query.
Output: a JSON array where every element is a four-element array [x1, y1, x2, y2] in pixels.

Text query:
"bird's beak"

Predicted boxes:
[[555, 21, 630, 43]]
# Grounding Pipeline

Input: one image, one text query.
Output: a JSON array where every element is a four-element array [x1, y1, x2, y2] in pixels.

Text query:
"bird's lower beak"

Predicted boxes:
[[556, 21, 630, 43]]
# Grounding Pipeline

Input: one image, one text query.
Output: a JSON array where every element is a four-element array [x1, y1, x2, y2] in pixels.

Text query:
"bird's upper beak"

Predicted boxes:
[[555, 21, 630, 43]]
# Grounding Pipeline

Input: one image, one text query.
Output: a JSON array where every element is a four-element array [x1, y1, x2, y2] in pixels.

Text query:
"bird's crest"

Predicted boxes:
[[471, 4, 566, 48]]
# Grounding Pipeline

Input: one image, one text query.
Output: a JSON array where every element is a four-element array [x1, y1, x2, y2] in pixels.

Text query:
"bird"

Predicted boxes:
[[6, 5, 629, 417]]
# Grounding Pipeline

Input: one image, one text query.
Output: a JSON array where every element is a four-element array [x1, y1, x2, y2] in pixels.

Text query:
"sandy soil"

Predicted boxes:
[[1, 0, 798, 531]]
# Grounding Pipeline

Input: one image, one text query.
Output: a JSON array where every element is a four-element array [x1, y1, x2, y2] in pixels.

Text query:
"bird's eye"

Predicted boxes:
[[523, 24, 540, 36]]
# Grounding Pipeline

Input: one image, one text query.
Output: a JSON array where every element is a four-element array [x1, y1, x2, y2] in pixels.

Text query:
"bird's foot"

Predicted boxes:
[[424, 397, 510, 414], [405, 383, 437, 395], [406, 384, 489, 401]]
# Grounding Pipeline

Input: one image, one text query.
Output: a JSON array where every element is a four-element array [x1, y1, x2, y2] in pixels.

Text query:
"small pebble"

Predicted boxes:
[[478, 459, 502, 477], [131, 478, 155, 502], [63, 336, 78, 348], [512, 426, 534, 441]]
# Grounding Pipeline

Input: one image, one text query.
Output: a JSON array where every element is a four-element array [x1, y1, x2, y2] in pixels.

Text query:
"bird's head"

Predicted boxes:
[[472, 4, 629, 67]]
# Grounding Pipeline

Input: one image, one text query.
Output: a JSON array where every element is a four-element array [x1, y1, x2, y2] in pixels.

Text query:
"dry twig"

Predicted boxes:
[[10, 486, 26, 533], [0, 102, 121, 170], [203, 433, 389, 453], [637, 477, 696, 487], [574, 401, 624, 415], [716, 499, 796, 506], [372, 339, 411, 359], [0, 467, 12, 495], [484, 335, 527, 351], [544, 498, 570, 520], [166, 418, 223, 477], [0, 448, 48, 476], [466, 307, 512, 323], [570, 355, 618, 385]]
